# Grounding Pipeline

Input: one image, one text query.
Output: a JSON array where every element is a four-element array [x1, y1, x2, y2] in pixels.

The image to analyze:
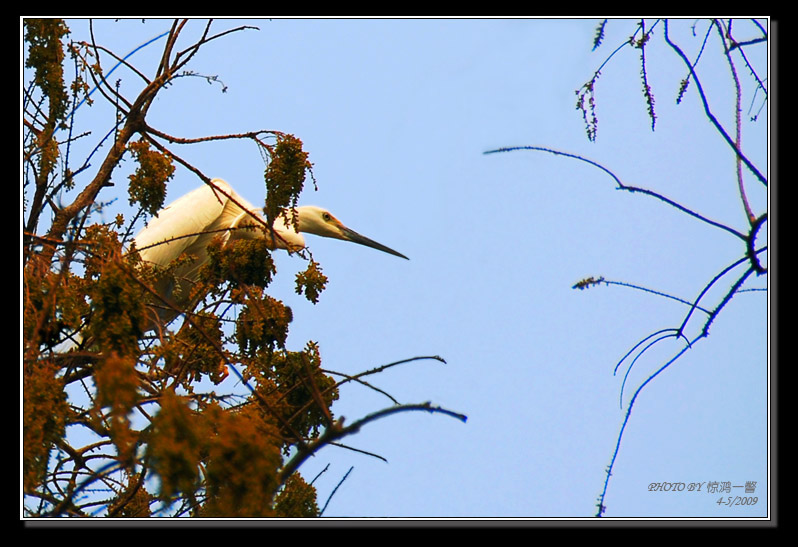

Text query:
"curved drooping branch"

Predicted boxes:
[[277, 402, 468, 491], [595, 259, 762, 517], [484, 146, 749, 241]]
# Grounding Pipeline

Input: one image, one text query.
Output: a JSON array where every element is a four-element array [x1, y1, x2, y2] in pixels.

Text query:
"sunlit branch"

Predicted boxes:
[[172, 23, 259, 73]]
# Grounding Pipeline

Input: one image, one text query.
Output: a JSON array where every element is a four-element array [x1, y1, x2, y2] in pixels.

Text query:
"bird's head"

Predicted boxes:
[[296, 206, 409, 259]]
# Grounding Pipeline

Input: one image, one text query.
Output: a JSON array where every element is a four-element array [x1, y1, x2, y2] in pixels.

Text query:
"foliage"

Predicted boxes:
[[274, 475, 319, 517], [22, 18, 463, 518], [295, 260, 328, 304], [263, 134, 315, 230], [22, 358, 69, 492], [202, 237, 277, 292], [127, 139, 175, 216], [23, 19, 70, 181]]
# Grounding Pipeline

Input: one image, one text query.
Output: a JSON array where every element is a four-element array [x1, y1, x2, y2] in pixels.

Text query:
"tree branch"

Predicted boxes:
[[663, 19, 767, 187], [484, 146, 748, 240], [278, 403, 467, 488]]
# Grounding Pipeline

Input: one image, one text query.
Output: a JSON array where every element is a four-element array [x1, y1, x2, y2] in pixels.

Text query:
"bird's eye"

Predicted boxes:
[[322, 212, 332, 222]]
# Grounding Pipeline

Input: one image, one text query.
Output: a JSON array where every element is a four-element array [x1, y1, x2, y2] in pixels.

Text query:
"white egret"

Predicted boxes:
[[133, 178, 408, 323]]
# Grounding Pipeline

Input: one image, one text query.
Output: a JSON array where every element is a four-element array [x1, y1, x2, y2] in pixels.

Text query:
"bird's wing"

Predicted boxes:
[[133, 179, 240, 267]]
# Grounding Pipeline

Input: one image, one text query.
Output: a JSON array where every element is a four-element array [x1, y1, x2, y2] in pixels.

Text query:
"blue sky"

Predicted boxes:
[[49, 18, 769, 519]]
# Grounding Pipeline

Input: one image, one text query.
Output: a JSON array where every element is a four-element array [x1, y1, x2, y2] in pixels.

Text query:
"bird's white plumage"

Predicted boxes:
[[133, 179, 304, 321], [134, 179, 303, 268], [131, 178, 407, 325]]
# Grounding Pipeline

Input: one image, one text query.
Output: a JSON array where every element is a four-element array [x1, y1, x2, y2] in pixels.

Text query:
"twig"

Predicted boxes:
[[601, 278, 713, 315], [326, 442, 388, 463], [309, 463, 330, 486], [618, 330, 684, 409], [278, 403, 467, 488], [323, 369, 401, 405], [319, 466, 354, 516]]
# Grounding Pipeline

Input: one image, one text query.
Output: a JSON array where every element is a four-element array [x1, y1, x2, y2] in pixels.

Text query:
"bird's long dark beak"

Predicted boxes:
[[339, 226, 409, 260]]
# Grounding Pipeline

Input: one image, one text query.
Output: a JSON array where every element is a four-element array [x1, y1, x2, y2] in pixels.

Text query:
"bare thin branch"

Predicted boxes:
[[319, 466, 354, 516], [278, 403, 467, 488], [484, 146, 748, 240], [663, 19, 767, 187]]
